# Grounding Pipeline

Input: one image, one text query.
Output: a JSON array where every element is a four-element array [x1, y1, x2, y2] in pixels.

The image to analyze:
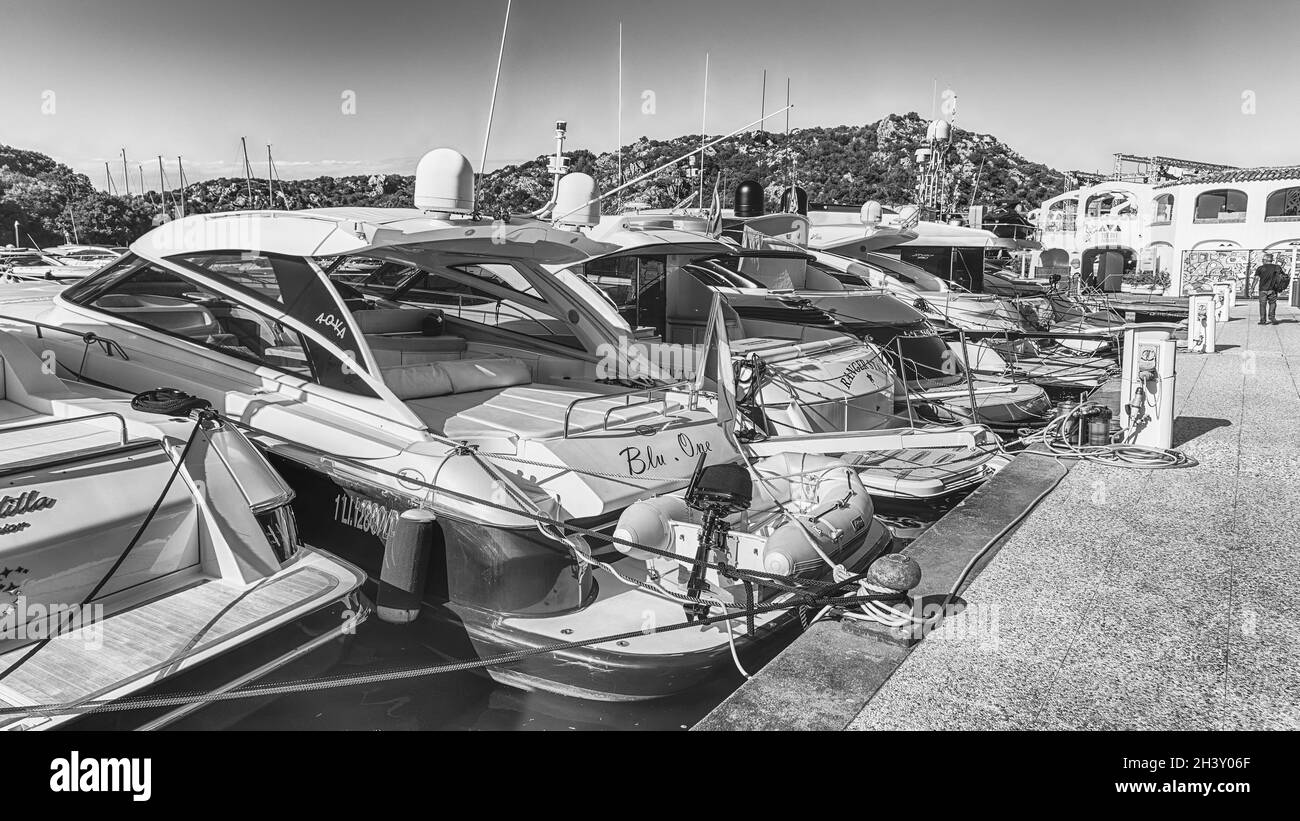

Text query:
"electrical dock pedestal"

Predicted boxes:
[[1118, 323, 1179, 450], [696, 299, 1300, 731]]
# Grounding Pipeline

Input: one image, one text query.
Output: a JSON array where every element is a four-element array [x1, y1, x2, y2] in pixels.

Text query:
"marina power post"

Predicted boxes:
[[1119, 323, 1179, 450], [1186, 292, 1217, 354]]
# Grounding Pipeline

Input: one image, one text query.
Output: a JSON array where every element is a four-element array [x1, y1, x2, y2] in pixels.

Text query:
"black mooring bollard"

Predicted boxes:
[[378, 508, 437, 624]]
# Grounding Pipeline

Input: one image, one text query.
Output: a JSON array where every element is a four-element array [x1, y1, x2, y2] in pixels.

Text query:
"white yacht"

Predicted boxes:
[[0, 329, 366, 729], [0, 150, 892, 701]]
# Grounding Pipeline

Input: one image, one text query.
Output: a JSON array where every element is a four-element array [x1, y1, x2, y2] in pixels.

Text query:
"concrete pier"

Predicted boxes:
[[698, 301, 1300, 731]]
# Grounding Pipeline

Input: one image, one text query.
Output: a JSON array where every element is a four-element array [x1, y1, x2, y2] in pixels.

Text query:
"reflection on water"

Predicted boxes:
[[164, 618, 753, 731], [74, 512, 941, 731]]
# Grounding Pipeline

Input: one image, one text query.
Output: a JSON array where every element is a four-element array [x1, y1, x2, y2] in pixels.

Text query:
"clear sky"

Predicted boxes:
[[1, 0, 1296, 191]]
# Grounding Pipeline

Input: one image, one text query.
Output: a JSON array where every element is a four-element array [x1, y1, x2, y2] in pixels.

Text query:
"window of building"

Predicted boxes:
[[1194, 189, 1248, 222], [1265, 187, 1300, 220], [1152, 194, 1174, 225]]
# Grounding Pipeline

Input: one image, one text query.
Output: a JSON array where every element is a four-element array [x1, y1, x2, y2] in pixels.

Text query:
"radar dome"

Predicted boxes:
[[734, 179, 765, 218], [860, 200, 883, 227], [414, 148, 475, 214], [933, 120, 951, 141], [553, 172, 601, 227]]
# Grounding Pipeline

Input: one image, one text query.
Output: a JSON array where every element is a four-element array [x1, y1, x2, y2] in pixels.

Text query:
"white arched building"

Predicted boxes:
[[1036, 166, 1300, 295]]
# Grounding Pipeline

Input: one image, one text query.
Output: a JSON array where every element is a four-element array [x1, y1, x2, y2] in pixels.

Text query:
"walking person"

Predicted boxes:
[[1254, 260, 1287, 325]]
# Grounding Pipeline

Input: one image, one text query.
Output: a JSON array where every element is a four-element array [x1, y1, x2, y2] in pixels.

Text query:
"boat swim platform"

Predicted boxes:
[[696, 300, 1300, 731], [0, 552, 357, 730]]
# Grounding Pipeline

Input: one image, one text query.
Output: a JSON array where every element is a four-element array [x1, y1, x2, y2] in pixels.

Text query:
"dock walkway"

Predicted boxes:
[[699, 300, 1300, 731]]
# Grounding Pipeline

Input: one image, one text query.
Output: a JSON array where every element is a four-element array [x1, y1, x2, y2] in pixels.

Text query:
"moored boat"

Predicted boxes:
[[0, 330, 367, 729]]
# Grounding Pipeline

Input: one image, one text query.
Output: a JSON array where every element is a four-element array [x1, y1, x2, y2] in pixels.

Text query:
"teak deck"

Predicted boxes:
[[0, 565, 342, 729]]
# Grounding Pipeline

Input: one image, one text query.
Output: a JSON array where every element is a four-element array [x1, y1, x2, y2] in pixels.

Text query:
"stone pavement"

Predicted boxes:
[[850, 300, 1300, 730]]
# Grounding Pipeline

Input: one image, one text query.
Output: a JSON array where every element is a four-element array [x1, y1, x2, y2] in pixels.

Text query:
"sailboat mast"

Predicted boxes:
[[121, 149, 130, 196], [177, 157, 186, 219], [240, 137, 254, 203], [267, 144, 275, 207], [157, 155, 167, 213]]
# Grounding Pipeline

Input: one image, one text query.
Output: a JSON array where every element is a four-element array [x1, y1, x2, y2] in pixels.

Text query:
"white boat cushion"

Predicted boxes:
[[439, 358, 532, 393], [366, 334, 468, 367], [380, 362, 454, 400], [380, 357, 530, 400]]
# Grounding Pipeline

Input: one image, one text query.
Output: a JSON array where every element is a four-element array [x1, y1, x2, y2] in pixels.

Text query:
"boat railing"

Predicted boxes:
[[0, 314, 132, 360], [561, 379, 696, 439], [0, 412, 146, 478], [1, 411, 130, 446]]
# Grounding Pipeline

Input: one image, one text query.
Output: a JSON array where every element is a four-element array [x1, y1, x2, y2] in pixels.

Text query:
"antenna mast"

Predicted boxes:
[[554, 106, 792, 224], [478, 0, 512, 203], [698, 53, 709, 209], [617, 21, 623, 202], [786, 78, 796, 204]]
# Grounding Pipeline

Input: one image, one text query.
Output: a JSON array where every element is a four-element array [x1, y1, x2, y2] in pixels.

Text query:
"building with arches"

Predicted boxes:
[[1036, 166, 1300, 295]]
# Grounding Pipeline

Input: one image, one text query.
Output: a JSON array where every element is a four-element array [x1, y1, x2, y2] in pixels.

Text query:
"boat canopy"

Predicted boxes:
[[135, 209, 616, 264], [892, 222, 997, 249]]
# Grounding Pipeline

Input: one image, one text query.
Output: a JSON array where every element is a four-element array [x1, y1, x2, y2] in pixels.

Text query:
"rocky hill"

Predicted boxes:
[[2, 112, 1065, 246]]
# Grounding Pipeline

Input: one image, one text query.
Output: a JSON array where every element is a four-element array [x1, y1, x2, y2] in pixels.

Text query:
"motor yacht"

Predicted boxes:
[[0, 150, 893, 701], [0, 249, 99, 284], [0, 329, 366, 729]]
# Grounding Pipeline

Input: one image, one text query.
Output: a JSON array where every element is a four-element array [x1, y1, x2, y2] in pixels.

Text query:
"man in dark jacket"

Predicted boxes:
[[1255, 262, 1286, 325]]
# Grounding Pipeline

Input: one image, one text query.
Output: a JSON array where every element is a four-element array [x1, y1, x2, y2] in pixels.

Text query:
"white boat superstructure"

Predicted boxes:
[[0, 150, 895, 700], [0, 329, 366, 729]]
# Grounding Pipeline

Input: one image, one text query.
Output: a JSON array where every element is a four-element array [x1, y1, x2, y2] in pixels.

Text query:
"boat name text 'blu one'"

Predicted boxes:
[[621, 433, 713, 476]]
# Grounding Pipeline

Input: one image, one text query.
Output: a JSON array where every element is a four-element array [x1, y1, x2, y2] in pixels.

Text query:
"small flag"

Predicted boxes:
[[705, 175, 722, 237], [694, 293, 738, 444]]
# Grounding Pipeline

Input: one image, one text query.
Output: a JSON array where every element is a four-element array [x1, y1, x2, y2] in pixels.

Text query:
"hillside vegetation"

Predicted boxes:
[[2, 113, 1066, 246]]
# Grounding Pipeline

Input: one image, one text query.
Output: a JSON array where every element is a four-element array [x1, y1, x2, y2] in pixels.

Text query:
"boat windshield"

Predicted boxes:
[[682, 260, 766, 289], [864, 325, 965, 388], [345, 256, 592, 349], [861, 253, 948, 293]]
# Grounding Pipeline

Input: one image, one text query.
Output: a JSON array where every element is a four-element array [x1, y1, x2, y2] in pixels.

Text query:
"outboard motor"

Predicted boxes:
[[681, 454, 753, 622]]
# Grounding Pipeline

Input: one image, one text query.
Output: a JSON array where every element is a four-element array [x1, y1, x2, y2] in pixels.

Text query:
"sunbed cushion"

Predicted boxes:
[[439, 358, 532, 393], [380, 357, 530, 399]]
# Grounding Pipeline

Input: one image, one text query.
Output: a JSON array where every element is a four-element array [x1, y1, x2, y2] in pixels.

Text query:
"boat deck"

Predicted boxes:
[[0, 555, 352, 730]]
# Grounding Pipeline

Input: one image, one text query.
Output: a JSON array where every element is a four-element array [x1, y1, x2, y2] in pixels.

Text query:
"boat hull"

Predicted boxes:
[[271, 452, 894, 700]]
